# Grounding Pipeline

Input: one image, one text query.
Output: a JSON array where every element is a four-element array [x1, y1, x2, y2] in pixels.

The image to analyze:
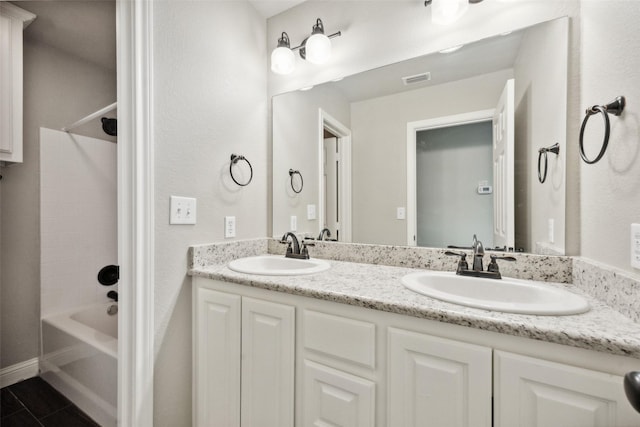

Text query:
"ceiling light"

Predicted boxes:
[[271, 18, 342, 74], [439, 44, 464, 53], [271, 32, 296, 75], [424, 0, 484, 25]]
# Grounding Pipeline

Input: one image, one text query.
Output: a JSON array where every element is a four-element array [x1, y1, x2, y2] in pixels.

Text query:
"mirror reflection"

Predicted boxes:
[[272, 17, 568, 255]]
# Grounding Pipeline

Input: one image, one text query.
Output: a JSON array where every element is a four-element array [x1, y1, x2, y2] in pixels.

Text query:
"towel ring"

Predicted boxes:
[[289, 169, 303, 193], [230, 154, 253, 186], [537, 143, 560, 184], [579, 96, 625, 164]]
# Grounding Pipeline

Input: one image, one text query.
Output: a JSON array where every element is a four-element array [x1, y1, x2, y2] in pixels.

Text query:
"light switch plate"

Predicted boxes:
[[631, 223, 640, 269], [397, 207, 406, 220], [170, 196, 196, 225], [290, 215, 297, 231]]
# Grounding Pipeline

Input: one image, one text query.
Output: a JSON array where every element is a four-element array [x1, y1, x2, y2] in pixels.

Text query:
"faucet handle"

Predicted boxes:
[[487, 255, 516, 275], [445, 251, 469, 274]]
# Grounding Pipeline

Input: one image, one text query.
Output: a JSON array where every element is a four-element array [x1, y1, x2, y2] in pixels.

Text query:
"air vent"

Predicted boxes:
[[402, 72, 431, 85]]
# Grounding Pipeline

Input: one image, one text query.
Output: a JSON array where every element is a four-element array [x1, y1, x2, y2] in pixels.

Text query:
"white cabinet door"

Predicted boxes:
[[0, 4, 34, 163], [241, 297, 295, 427], [387, 327, 492, 427], [193, 287, 241, 427], [494, 351, 638, 427], [303, 359, 375, 427]]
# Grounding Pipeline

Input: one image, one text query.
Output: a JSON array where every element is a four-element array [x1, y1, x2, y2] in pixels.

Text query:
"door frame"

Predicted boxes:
[[318, 109, 352, 242], [406, 109, 494, 246], [117, 2, 154, 426]]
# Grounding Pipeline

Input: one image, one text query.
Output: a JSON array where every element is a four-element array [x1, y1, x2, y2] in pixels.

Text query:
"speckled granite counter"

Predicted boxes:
[[189, 248, 640, 360]]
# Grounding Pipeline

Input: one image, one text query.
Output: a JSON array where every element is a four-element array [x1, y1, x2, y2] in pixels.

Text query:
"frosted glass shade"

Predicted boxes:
[[305, 33, 332, 65], [271, 46, 295, 75], [431, 0, 469, 25]]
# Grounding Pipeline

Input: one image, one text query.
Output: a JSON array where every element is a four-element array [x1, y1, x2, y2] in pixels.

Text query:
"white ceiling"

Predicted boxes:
[[248, 0, 306, 18], [11, 1, 116, 71]]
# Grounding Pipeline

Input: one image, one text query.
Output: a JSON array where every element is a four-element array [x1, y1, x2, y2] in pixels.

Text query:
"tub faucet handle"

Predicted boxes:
[[107, 290, 118, 302]]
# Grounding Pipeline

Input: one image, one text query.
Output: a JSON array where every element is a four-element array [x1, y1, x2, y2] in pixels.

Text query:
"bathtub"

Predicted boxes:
[[41, 303, 118, 427]]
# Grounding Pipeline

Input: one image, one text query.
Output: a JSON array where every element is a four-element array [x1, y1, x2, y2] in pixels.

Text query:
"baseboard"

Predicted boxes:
[[0, 357, 40, 388]]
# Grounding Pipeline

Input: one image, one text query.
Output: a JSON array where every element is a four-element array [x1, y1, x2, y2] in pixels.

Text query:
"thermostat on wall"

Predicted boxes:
[[477, 180, 492, 195]]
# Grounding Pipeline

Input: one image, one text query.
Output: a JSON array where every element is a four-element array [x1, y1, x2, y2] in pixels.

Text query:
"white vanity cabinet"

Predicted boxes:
[[0, 3, 35, 163], [387, 327, 492, 427], [193, 285, 295, 427], [193, 277, 639, 427], [494, 351, 637, 427]]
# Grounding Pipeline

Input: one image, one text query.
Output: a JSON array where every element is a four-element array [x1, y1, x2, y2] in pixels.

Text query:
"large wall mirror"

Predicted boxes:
[[272, 17, 568, 255]]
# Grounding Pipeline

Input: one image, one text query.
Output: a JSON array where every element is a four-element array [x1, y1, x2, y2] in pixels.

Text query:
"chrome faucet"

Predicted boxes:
[[280, 232, 313, 259], [472, 234, 484, 272], [445, 234, 516, 279], [318, 228, 332, 241]]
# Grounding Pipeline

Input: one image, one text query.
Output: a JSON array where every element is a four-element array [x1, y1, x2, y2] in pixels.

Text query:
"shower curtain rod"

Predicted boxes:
[[62, 102, 117, 132]]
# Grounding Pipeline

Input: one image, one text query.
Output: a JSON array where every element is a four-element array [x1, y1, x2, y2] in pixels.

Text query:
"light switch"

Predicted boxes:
[[170, 196, 196, 225]]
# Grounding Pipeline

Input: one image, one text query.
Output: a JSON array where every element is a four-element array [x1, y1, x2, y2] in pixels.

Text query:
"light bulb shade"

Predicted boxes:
[[304, 33, 332, 65], [431, 0, 469, 25], [271, 46, 295, 75]]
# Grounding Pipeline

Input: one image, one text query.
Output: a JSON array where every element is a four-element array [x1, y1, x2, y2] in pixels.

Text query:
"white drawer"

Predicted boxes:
[[303, 309, 376, 369]]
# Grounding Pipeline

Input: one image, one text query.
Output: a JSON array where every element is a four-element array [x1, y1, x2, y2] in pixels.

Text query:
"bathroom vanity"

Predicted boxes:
[[189, 241, 640, 427]]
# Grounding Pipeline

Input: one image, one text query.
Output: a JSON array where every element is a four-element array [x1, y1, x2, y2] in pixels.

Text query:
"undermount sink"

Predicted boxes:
[[228, 255, 330, 276], [401, 271, 590, 316]]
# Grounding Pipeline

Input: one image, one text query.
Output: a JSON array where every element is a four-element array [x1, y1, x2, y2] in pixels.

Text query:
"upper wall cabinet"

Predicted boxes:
[[0, 3, 35, 164]]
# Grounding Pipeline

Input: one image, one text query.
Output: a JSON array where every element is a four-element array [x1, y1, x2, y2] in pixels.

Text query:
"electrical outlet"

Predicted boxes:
[[548, 219, 554, 243], [290, 215, 297, 231], [225, 216, 236, 238], [169, 196, 196, 225], [631, 224, 640, 269], [397, 207, 406, 220], [307, 204, 317, 220]]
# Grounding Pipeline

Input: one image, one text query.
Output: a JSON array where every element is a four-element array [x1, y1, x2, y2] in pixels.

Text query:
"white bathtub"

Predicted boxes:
[[41, 303, 118, 427]]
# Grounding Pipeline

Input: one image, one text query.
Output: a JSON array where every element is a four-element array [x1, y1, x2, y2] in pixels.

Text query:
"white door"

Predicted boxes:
[[492, 79, 515, 249], [388, 328, 492, 427], [241, 297, 295, 427], [193, 287, 241, 427], [324, 136, 340, 239], [494, 351, 638, 427]]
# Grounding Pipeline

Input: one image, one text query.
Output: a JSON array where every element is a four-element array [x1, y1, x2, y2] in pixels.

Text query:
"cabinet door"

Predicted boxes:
[[241, 297, 295, 427], [387, 327, 492, 427], [494, 351, 638, 427], [303, 360, 375, 427], [194, 288, 241, 427]]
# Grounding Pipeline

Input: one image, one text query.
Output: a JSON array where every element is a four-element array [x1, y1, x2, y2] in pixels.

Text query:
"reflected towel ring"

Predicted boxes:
[[230, 154, 253, 186], [289, 169, 303, 193], [537, 143, 560, 184], [579, 96, 625, 164]]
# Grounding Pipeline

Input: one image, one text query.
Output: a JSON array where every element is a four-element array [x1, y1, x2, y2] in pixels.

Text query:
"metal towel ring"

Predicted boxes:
[[579, 96, 625, 164], [537, 143, 560, 184], [289, 169, 303, 193], [230, 154, 253, 186]]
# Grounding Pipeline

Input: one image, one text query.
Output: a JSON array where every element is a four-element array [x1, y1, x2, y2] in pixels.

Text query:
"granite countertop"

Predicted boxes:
[[189, 254, 640, 359]]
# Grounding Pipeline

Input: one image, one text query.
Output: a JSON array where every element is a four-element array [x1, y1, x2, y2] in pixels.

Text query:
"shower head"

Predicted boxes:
[[101, 117, 117, 136]]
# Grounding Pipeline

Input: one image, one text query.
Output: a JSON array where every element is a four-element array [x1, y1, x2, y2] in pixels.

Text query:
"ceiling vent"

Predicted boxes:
[[402, 72, 431, 85]]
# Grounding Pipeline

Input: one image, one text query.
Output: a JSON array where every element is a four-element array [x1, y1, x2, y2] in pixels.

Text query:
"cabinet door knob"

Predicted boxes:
[[624, 371, 640, 413]]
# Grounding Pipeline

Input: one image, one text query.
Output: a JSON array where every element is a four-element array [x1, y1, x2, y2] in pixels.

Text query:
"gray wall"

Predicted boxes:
[[416, 122, 493, 248], [152, 2, 267, 425], [0, 36, 116, 369]]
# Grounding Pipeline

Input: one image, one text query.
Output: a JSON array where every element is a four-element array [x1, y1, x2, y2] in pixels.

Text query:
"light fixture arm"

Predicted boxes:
[[277, 32, 291, 49]]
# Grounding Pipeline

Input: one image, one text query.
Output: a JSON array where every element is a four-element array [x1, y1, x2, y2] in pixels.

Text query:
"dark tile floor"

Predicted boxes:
[[1, 377, 100, 426]]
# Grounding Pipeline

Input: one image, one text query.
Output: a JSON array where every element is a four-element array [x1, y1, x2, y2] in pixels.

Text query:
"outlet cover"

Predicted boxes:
[[225, 216, 236, 238], [632, 224, 640, 269]]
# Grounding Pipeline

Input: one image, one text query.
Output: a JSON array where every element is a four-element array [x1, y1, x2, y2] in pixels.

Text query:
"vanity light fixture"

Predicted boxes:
[[270, 18, 342, 75], [424, 0, 484, 25]]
